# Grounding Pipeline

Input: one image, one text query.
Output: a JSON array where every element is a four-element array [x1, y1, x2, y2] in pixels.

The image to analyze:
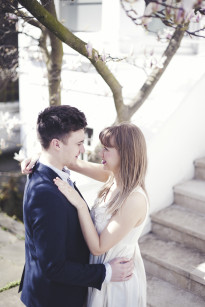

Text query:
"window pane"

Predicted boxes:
[[60, 0, 102, 32]]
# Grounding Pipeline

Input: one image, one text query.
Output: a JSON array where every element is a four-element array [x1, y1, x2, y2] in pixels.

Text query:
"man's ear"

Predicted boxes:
[[50, 139, 61, 150]]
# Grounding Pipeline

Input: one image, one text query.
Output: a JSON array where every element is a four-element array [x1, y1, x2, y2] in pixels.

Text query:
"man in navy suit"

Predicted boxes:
[[19, 105, 133, 307]]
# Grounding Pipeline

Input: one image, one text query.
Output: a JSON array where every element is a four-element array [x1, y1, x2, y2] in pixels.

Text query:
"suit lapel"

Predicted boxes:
[[73, 183, 90, 212], [32, 162, 89, 211]]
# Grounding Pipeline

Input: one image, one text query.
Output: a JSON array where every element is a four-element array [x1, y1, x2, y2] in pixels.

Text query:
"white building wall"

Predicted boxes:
[[18, 22, 49, 156], [18, 0, 205, 234], [144, 74, 205, 232]]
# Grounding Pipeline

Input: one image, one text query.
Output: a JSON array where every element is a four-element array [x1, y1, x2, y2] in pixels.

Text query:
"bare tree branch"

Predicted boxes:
[[14, 8, 44, 30], [128, 25, 187, 118], [17, 0, 125, 114], [16, 0, 203, 124], [120, 0, 205, 38], [2, 0, 43, 29]]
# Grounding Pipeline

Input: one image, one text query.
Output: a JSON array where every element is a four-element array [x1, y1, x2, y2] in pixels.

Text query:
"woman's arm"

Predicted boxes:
[[21, 153, 41, 174], [54, 178, 147, 256], [21, 153, 110, 183], [69, 159, 111, 183]]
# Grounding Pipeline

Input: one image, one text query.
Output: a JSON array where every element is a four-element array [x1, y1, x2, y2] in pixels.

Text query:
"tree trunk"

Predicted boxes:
[[17, 0, 125, 110], [16, 0, 192, 162], [17, 0, 187, 122], [40, 0, 63, 106]]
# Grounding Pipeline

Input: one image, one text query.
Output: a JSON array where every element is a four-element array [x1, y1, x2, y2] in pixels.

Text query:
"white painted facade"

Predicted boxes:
[[19, 0, 205, 234]]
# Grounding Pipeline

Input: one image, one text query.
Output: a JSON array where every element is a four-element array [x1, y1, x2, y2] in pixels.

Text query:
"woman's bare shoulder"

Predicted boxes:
[[122, 187, 147, 215]]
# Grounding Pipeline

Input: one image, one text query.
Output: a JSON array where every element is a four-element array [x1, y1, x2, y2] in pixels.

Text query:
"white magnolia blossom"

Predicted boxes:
[[0, 112, 21, 138], [85, 41, 93, 58], [193, 11, 202, 23], [0, 138, 7, 151], [143, 49, 167, 74], [0, 111, 21, 153], [182, 0, 197, 13], [94, 51, 98, 62], [101, 50, 106, 62], [13, 148, 26, 162], [156, 56, 167, 69], [158, 28, 175, 41], [144, 2, 155, 16]]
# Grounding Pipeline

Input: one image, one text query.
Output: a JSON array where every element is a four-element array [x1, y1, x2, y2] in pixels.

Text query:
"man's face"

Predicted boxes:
[[61, 129, 85, 167]]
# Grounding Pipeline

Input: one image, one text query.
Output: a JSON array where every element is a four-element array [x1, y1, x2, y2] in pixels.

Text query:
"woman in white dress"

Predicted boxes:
[[54, 122, 149, 307]]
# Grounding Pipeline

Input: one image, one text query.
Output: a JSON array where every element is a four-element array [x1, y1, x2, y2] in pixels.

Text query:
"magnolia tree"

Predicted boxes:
[[15, 0, 205, 123], [1, 0, 205, 160]]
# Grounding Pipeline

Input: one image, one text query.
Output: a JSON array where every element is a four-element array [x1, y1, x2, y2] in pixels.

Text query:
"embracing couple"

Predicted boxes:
[[19, 105, 148, 307]]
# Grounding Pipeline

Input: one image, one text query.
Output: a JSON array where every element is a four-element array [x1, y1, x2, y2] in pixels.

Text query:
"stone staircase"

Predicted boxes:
[[140, 157, 205, 306], [0, 158, 205, 306]]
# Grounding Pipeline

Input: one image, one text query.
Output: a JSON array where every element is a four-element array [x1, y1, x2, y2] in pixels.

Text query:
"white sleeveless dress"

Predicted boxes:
[[87, 186, 148, 307]]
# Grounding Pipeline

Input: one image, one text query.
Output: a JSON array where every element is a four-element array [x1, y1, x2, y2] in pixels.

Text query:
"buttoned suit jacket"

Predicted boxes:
[[19, 162, 105, 307]]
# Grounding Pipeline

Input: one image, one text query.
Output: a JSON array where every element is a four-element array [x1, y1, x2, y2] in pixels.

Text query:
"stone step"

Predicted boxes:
[[0, 214, 25, 290], [0, 287, 24, 307], [147, 274, 205, 307], [0, 228, 24, 289], [140, 234, 205, 298], [174, 180, 205, 214], [194, 157, 205, 181], [151, 204, 205, 252], [0, 213, 24, 240]]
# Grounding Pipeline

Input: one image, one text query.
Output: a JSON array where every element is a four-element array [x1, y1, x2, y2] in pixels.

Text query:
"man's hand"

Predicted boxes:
[[109, 257, 134, 282]]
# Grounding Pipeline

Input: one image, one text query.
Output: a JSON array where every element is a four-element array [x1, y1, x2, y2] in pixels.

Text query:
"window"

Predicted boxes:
[[80, 127, 94, 160], [59, 0, 102, 32]]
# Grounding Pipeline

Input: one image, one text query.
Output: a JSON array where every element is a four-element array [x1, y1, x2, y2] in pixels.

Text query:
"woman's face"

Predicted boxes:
[[100, 140, 120, 174]]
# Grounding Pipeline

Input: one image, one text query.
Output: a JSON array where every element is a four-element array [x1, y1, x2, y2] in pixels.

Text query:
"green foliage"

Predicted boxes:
[[0, 80, 19, 102], [0, 174, 26, 222], [0, 280, 20, 293]]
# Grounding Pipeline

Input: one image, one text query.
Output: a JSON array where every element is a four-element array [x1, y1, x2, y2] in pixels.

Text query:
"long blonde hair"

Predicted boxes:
[[96, 123, 147, 216]]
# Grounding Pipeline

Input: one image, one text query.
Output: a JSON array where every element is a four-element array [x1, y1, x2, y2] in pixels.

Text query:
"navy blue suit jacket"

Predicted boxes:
[[19, 162, 105, 307]]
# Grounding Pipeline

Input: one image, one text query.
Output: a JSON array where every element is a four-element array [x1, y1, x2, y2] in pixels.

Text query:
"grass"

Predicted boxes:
[[1, 226, 8, 231], [0, 280, 20, 293]]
